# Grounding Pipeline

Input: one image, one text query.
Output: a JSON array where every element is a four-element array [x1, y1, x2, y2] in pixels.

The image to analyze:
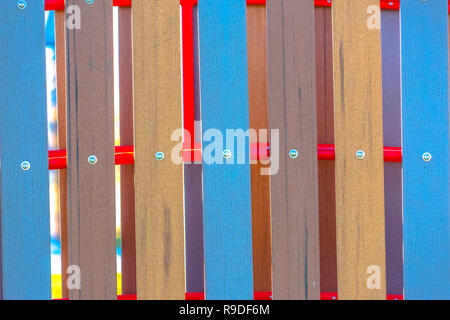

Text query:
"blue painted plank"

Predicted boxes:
[[0, 1, 51, 299], [198, 0, 254, 300], [401, 0, 450, 300]]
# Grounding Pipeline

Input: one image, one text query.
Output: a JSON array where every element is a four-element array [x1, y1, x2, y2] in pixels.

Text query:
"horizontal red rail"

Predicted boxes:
[[56, 292, 404, 300], [56, 292, 271, 300], [44, 0, 450, 13], [42, 0, 417, 11], [45, 0, 130, 10], [48, 144, 402, 170]]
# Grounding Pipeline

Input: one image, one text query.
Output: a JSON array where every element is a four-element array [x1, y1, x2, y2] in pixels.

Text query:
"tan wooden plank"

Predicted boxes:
[[332, 0, 386, 299], [247, 4, 272, 294], [132, 0, 185, 300]]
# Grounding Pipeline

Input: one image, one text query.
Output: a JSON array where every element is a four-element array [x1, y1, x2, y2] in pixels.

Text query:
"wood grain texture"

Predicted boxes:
[[401, 0, 450, 299], [247, 4, 272, 294], [66, 0, 117, 300], [380, 9, 403, 297], [55, 9, 69, 300], [332, 0, 386, 300], [184, 4, 204, 294], [118, 6, 136, 296], [198, 1, 254, 300], [133, 0, 185, 300], [267, 0, 320, 300], [314, 5, 337, 296], [0, 1, 51, 299]]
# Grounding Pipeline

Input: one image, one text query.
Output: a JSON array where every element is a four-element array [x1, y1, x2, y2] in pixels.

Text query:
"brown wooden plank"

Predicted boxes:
[[66, 0, 117, 300], [118, 6, 136, 296], [247, 4, 272, 294], [332, 0, 386, 299], [55, 9, 69, 300], [314, 6, 337, 297], [267, 0, 320, 300], [133, 0, 185, 299]]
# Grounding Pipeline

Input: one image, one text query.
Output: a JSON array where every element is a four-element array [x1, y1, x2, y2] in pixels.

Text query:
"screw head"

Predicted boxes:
[[155, 152, 165, 161], [355, 149, 366, 160], [21, 161, 30, 171], [88, 155, 98, 165], [332, 296, 336, 300], [17, 1, 27, 9], [422, 152, 432, 162], [85, 0, 95, 4], [289, 149, 299, 159], [222, 149, 232, 159]]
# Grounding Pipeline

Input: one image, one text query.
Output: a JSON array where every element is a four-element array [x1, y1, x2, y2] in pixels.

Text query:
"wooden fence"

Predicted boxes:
[[0, 0, 448, 300]]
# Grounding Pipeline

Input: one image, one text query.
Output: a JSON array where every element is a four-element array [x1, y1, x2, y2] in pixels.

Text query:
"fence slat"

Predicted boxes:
[[66, 0, 117, 299], [247, 3, 272, 294], [198, 1, 254, 300], [267, 0, 321, 300], [184, 3, 205, 294], [0, 1, 51, 300], [401, 0, 450, 299], [133, 0, 185, 299], [332, 0, 386, 299], [380, 9, 403, 298], [118, 5, 136, 296], [315, 5, 337, 298], [55, 8, 69, 300]]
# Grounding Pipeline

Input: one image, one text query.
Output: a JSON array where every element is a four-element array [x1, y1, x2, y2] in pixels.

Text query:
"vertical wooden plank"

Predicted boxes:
[[66, 0, 117, 300], [198, 1, 254, 300], [0, 1, 51, 299], [380, 9, 403, 298], [247, 4, 272, 294], [55, 9, 69, 300], [332, 0, 386, 300], [267, 0, 320, 300], [118, 6, 136, 296], [401, 0, 450, 300], [314, 5, 337, 297], [184, 3, 205, 294], [133, 0, 185, 300]]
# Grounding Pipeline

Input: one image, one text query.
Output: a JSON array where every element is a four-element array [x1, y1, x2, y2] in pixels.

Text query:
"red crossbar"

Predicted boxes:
[[48, 145, 402, 170], [44, 0, 450, 13], [57, 292, 404, 300], [45, 0, 130, 10]]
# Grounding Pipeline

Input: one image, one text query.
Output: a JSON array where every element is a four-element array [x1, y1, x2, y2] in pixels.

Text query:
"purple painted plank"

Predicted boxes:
[[381, 9, 403, 296], [184, 4, 204, 293]]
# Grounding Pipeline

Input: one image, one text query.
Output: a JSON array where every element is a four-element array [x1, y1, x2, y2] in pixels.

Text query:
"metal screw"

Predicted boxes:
[[222, 149, 232, 159], [355, 149, 366, 160], [332, 296, 336, 300], [85, 0, 95, 4], [289, 149, 299, 159], [155, 152, 165, 161], [17, 1, 27, 9], [88, 155, 98, 165], [21, 161, 30, 171], [422, 152, 432, 162]]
